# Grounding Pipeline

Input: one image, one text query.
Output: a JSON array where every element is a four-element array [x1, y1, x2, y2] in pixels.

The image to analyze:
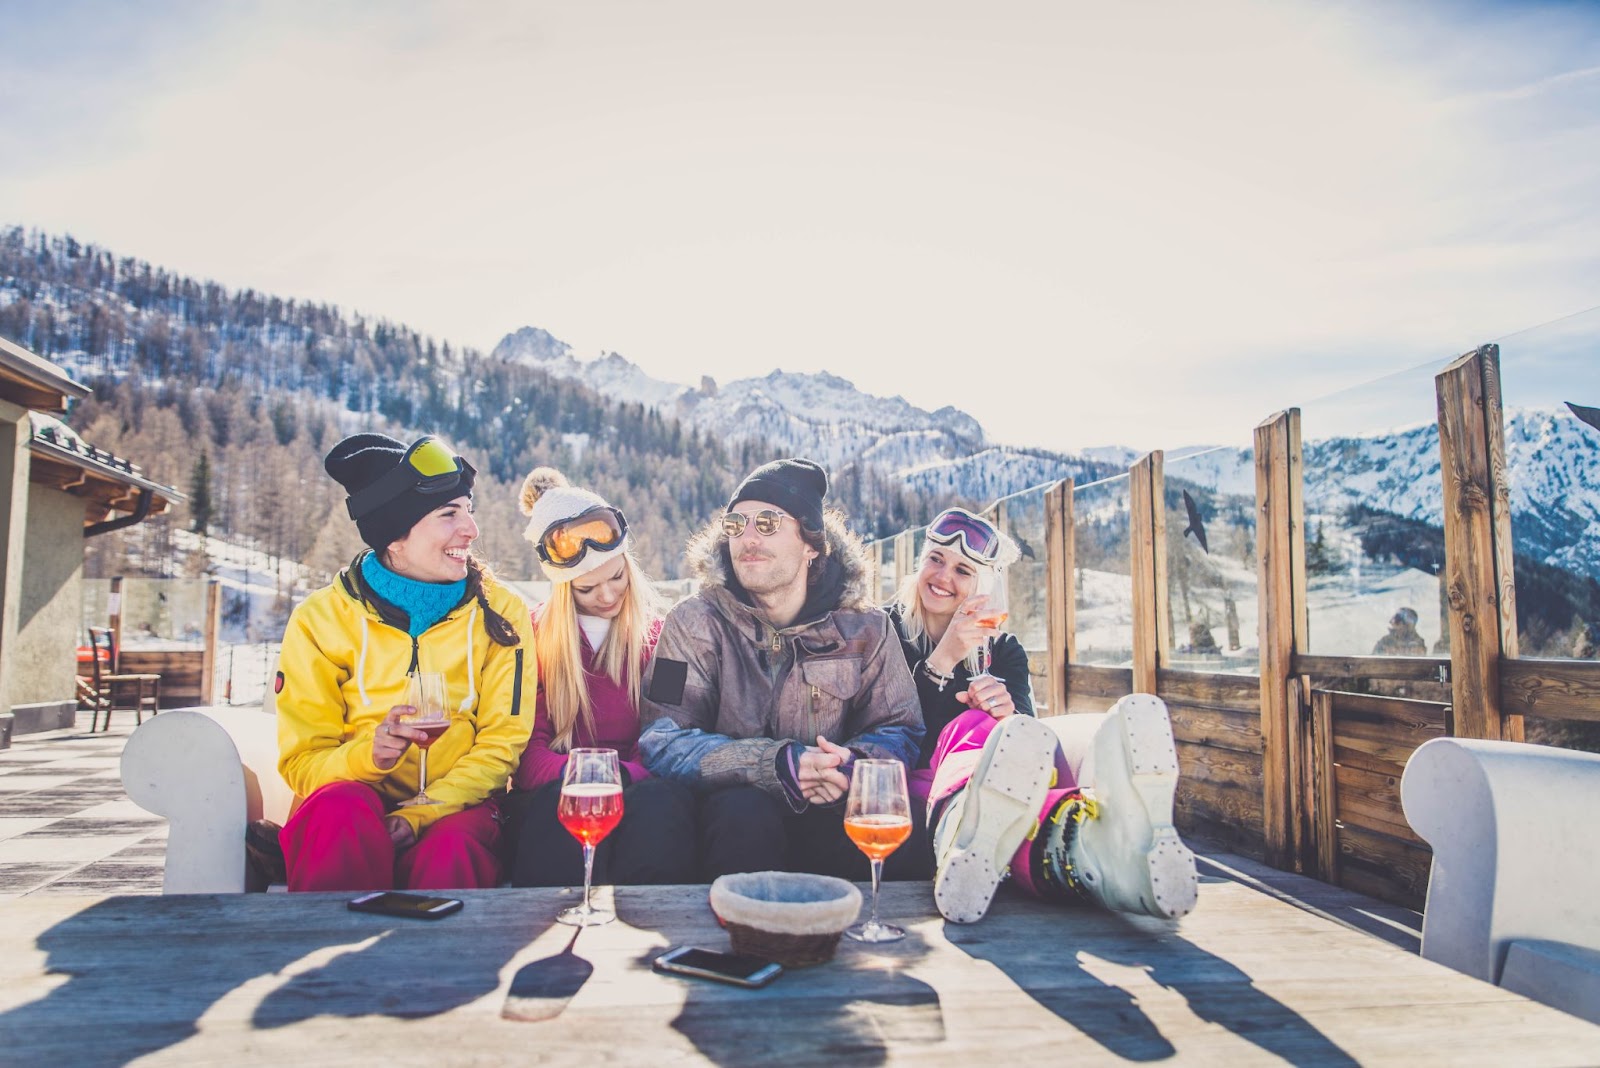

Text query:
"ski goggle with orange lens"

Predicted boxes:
[[925, 508, 1001, 566], [346, 437, 471, 520], [720, 509, 792, 538], [536, 506, 629, 568]]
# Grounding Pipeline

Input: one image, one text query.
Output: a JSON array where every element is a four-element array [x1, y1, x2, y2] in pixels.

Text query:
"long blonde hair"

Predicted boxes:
[[534, 552, 664, 752]]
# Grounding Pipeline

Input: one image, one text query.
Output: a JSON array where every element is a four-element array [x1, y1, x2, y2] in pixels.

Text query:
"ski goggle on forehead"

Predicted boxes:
[[925, 508, 1001, 566], [346, 437, 469, 520], [537, 505, 629, 568]]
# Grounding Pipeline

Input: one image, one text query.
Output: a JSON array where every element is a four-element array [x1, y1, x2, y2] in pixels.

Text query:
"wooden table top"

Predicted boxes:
[[2, 868, 1597, 1067]]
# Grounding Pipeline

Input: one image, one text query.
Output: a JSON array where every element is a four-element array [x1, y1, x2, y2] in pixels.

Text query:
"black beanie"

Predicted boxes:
[[728, 457, 828, 532], [324, 432, 477, 551]]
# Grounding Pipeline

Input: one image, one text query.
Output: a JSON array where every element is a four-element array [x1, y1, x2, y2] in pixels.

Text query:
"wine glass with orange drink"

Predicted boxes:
[[843, 759, 913, 943], [556, 748, 624, 927], [964, 573, 1010, 679], [398, 671, 449, 806]]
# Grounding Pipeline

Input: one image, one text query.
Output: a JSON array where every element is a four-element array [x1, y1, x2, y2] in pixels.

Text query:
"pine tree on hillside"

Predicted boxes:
[[0, 225, 921, 583], [189, 450, 213, 537]]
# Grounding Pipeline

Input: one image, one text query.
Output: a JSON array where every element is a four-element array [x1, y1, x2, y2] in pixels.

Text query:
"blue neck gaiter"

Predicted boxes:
[[362, 553, 468, 638]]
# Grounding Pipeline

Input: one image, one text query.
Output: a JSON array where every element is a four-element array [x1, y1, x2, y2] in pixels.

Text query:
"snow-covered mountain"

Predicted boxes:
[[493, 328, 1598, 578], [493, 326, 1112, 499], [1166, 406, 1600, 577]]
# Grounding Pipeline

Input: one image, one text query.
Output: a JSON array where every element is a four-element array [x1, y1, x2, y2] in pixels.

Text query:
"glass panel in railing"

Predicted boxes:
[[1299, 357, 1450, 658], [883, 536, 901, 600], [81, 578, 111, 640], [874, 538, 897, 606], [995, 486, 1052, 709], [1073, 474, 1133, 666], [118, 578, 210, 649], [1163, 443, 1260, 675], [1493, 308, 1600, 662]]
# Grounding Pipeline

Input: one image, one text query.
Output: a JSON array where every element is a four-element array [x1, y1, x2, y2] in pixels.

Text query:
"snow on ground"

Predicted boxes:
[[1306, 566, 1444, 657]]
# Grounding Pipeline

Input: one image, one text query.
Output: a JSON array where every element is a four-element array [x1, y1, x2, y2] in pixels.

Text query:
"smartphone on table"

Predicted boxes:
[[652, 946, 783, 988], [347, 890, 464, 920]]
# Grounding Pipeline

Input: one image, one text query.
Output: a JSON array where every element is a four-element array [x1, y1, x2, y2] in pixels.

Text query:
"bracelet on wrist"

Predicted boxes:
[[922, 659, 955, 691]]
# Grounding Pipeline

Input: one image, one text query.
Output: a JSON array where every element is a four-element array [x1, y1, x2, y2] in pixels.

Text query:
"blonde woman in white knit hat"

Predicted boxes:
[[504, 468, 697, 887]]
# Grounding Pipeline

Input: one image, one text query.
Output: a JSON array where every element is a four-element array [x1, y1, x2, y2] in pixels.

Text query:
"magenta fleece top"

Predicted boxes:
[[511, 616, 662, 791]]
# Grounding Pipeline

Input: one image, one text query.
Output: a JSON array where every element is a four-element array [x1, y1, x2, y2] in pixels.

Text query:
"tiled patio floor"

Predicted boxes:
[[0, 713, 168, 898]]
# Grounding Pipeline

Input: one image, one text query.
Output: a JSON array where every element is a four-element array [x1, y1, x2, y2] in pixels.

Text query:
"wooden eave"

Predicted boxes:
[[27, 437, 181, 527]]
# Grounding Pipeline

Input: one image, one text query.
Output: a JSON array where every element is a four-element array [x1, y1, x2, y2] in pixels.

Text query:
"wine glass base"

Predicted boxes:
[[556, 906, 615, 927], [398, 793, 435, 807], [845, 920, 905, 943]]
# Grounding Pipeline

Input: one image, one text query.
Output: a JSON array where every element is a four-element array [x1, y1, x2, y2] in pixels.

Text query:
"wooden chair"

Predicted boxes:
[[82, 627, 161, 733]]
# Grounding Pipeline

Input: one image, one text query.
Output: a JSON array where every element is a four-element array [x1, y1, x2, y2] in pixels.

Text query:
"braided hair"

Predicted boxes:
[[465, 555, 521, 647]]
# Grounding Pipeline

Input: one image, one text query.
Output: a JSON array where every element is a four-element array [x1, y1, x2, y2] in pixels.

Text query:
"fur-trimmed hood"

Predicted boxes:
[[682, 509, 876, 616]]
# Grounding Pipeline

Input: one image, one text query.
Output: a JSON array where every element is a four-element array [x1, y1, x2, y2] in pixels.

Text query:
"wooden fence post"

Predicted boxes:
[[893, 530, 914, 593], [1129, 453, 1168, 694], [1255, 409, 1307, 871], [1044, 479, 1074, 716], [109, 575, 124, 670], [200, 579, 222, 705], [1436, 344, 1521, 741]]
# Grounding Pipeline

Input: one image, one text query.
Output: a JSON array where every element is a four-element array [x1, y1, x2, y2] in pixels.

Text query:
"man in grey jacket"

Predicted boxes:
[[639, 458, 930, 880]]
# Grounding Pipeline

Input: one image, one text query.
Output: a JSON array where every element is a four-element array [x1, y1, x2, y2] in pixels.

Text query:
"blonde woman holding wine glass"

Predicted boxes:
[[275, 433, 535, 893], [885, 507, 1031, 812], [889, 508, 1198, 927], [505, 469, 696, 888]]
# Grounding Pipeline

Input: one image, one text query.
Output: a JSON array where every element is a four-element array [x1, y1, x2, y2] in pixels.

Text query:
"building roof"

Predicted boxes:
[[27, 413, 184, 525], [0, 335, 90, 412]]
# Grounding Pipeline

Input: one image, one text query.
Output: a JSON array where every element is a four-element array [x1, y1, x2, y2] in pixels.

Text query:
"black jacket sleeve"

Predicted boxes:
[[985, 633, 1036, 717]]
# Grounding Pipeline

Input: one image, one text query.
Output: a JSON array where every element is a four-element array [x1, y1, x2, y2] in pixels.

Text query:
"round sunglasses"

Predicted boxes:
[[721, 509, 793, 538]]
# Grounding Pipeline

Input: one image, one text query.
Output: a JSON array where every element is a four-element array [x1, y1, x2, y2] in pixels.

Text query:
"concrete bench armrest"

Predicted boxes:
[[119, 708, 289, 894], [1401, 737, 1600, 990]]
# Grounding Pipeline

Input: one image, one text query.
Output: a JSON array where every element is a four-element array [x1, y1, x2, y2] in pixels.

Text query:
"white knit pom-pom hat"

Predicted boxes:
[[520, 469, 630, 583]]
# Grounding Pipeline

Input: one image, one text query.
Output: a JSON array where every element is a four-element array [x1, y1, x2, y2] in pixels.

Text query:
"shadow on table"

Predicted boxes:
[[0, 898, 372, 1067], [0, 895, 550, 1066], [656, 930, 944, 1067], [248, 904, 544, 1028], [947, 902, 1359, 1066]]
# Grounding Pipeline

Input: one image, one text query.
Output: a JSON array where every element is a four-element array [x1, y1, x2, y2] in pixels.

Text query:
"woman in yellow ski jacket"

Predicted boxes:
[[274, 432, 534, 891]]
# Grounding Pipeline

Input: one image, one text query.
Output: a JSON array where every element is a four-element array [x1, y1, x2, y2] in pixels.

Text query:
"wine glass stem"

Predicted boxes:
[[418, 748, 429, 796], [868, 857, 884, 928], [581, 843, 596, 914]]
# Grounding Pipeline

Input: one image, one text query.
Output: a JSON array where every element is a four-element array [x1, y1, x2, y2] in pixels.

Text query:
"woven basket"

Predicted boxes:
[[709, 872, 863, 968]]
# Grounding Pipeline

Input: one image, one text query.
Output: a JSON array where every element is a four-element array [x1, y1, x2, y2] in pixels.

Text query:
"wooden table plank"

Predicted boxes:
[[1, 875, 1597, 1066]]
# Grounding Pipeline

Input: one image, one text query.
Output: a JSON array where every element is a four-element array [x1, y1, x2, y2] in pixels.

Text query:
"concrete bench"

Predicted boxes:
[[119, 702, 1116, 896], [120, 707, 290, 894], [1402, 736, 1600, 1025]]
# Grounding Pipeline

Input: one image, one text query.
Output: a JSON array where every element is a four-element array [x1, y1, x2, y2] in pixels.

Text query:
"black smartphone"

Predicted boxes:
[[347, 890, 463, 920], [652, 946, 783, 988]]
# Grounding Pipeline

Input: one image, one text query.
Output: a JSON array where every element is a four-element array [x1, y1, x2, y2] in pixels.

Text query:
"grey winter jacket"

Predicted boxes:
[[638, 512, 924, 805]]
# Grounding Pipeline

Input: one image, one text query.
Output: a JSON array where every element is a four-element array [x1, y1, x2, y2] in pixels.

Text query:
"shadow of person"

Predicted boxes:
[[661, 932, 945, 1068], [0, 896, 366, 1068], [248, 896, 549, 1028], [945, 887, 1359, 1066]]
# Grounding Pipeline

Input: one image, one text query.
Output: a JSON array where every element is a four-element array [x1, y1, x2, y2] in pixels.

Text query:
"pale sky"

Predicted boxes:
[[3, 0, 1598, 451]]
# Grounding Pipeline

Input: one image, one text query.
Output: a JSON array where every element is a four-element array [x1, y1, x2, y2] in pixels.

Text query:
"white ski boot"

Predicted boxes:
[[932, 714, 1059, 923], [1050, 693, 1197, 919]]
